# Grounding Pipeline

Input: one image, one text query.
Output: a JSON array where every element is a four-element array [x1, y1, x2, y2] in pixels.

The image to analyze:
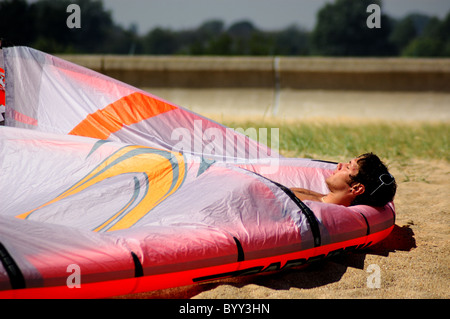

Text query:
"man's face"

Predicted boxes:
[[326, 158, 360, 192]]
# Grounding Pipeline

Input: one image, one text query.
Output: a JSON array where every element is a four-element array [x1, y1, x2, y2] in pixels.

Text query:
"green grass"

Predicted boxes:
[[223, 120, 449, 163]]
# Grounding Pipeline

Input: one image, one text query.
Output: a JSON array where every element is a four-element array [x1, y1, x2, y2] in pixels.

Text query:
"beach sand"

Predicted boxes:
[[118, 89, 449, 299]]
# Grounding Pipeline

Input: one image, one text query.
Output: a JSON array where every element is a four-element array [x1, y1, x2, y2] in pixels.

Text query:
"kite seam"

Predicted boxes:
[[0, 243, 26, 289], [130, 252, 144, 278], [233, 237, 245, 262]]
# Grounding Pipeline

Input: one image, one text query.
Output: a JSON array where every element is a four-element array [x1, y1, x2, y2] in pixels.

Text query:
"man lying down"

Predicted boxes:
[[291, 153, 396, 207]]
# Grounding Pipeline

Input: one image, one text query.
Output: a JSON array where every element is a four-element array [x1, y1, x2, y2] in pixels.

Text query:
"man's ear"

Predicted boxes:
[[351, 183, 365, 196]]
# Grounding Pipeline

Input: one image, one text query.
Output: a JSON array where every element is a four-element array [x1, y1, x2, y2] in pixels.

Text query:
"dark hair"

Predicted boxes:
[[349, 152, 396, 207]]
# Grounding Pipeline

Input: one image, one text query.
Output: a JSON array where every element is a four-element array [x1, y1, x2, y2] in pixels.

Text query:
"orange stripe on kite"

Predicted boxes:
[[69, 92, 177, 139]]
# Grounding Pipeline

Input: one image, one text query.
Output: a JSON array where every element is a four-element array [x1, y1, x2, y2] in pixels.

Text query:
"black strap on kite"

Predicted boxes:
[[130, 251, 144, 277], [233, 237, 245, 262], [358, 212, 371, 236], [0, 242, 26, 289], [225, 169, 322, 247], [230, 167, 322, 248], [273, 182, 322, 248]]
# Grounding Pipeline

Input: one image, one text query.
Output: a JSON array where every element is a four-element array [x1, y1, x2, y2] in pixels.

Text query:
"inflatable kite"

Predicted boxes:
[[0, 47, 395, 298]]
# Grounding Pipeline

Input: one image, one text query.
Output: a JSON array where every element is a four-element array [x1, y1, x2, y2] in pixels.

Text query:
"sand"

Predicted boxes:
[[119, 89, 449, 299]]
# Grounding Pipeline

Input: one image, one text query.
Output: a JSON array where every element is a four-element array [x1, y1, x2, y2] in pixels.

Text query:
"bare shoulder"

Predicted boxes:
[[290, 188, 324, 202]]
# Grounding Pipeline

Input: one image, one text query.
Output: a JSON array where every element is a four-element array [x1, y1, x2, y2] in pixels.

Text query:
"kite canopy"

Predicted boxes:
[[0, 47, 395, 298]]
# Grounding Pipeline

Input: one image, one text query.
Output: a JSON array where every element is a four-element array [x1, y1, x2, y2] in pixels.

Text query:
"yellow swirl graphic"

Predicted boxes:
[[16, 143, 186, 232]]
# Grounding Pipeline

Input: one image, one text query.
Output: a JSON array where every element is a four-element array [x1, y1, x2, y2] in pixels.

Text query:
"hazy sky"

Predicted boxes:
[[102, 0, 450, 34]]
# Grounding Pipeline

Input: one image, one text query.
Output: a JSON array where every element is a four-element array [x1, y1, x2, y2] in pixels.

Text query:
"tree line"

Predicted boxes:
[[1, 0, 449, 57]]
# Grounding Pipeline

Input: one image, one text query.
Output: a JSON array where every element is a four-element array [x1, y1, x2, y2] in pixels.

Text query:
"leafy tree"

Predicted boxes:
[[389, 15, 418, 54], [273, 25, 309, 55], [226, 20, 257, 55], [143, 28, 179, 54], [205, 33, 233, 55], [1, 0, 448, 57], [227, 20, 256, 38], [70, 0, 116, 53], [248, 32, 274, 55], [0, 0, 37, 46], [310, 0, 395, 56], [1, 0, 127, 53], [31, 0, 73, 52], [102, 24, 143, 55], [402, 13, 450, 57], [197, 20, 225, 38], [184, 20, 227, 55]]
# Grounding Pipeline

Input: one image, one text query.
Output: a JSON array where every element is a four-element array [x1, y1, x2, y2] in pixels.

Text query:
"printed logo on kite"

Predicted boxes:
[[0, 66, 5, 123], [16, 142, 186, 232]]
